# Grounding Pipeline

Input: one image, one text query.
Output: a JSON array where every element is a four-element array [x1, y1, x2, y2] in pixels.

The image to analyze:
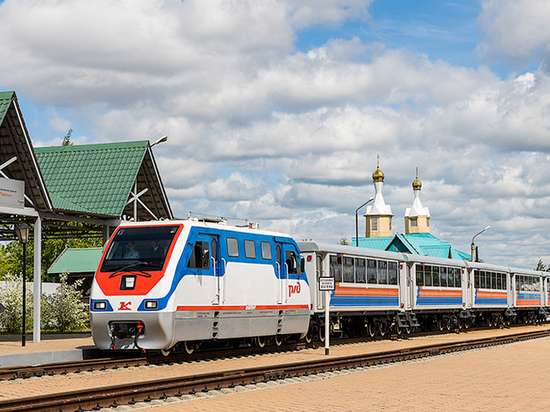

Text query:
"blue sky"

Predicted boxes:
[[2, 0, 550, 268]]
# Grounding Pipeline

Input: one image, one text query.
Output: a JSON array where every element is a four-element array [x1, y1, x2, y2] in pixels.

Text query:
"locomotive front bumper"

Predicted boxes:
[[91, 311, 175, 352]]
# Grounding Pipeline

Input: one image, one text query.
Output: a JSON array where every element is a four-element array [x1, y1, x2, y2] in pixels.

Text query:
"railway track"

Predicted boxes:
[[0, 321, 545, 382], [1, 328, 549, 412]]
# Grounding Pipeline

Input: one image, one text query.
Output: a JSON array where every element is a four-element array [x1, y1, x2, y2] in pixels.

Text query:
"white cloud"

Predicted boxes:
[[2, 1, 550, 268], [477, 0, 550, 66]]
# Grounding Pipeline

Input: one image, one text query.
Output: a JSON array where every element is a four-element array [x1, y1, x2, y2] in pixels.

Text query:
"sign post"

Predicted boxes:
[[319, 277, 334, 355]]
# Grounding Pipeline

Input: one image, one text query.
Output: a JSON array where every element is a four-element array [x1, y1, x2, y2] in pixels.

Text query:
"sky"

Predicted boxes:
[[1, 0, 550, 269]]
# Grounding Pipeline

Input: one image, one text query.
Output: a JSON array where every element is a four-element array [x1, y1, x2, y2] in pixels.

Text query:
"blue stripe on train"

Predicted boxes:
[[416, 297, 462, 306], [475, 298, 507, 305], [330, 296, 399, 307]]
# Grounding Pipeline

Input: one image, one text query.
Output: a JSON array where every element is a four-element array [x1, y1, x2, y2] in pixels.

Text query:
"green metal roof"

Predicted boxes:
[[387, 233, 470, 260], [34, 141, 148, 217], [48, 247, 103, 275], [0, 91, 14, 125], [354, 232, 470, 260]]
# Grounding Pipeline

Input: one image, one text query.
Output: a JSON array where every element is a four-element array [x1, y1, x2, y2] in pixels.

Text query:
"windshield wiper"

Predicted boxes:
[[109, 261, 152, 278]]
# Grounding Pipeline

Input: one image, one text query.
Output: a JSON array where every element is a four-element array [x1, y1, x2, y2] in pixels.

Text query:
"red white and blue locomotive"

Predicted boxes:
[[90, 219, 550, 353]]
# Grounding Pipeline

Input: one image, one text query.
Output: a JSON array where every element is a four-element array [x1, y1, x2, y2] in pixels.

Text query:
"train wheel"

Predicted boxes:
[[304, 329, 313, 344], [274, 334, 284, 347], [254, 336, 267, 348], [184, 341, 200, 355], [160, 347, 173, 357], [367, 322, 376, 338], [318, 325, 326, 342], [395, 324, 403, 336], [437, 317, 444, 331]]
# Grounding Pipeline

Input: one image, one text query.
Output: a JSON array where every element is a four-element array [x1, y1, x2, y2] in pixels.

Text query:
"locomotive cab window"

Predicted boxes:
[[187, 241, 210, 269], [261, 241, 272, 260], [100, 225, 180, 273]]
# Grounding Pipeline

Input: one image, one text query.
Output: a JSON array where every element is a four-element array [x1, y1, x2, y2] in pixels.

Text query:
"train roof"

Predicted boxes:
[[115, 218, 296, 240]]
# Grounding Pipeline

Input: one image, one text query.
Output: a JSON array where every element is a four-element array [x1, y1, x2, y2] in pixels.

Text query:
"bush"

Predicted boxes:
[[0, 271, 89, 334], [0, 273, 33, 334], [42, 271, 88, 332]]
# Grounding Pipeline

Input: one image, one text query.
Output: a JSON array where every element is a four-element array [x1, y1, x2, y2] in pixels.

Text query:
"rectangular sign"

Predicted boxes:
[[319, 277, 335, 291], [0, 178, 24, 209]]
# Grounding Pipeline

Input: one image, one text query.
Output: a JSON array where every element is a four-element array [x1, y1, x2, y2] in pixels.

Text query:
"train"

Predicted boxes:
[[90, 218, 549, 354]]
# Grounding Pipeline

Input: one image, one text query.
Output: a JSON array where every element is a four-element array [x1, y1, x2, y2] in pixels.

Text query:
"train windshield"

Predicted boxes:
[[100, 225, 180, 272]]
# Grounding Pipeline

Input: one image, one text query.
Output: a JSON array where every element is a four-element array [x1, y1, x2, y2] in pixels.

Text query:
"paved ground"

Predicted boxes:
[[1, 326, 549, 411]]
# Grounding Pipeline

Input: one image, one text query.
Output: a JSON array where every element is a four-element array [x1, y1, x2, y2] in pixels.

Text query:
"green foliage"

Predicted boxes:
[[338, 236, 349, 245], [42, 272, 88, 332], [0, 273, 33, 334], [62, 128, 73, 146], [536, 259, 550, 272], [0, 236, 101, 282], [0, 272, 90, 334]]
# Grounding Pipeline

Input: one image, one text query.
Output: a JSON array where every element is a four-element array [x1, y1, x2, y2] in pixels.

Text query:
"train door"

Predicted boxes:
[[189, 234, 223, 304], [276, 243, 285, 303], [316, 254, 324, 310], [465, 268, 474, 308], [406, 262, 415, 310], [508, 273, 514, 307]]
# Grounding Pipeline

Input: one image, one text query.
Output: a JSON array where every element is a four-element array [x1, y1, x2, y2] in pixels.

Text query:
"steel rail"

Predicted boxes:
[[0, 329, 549, 412], [0, 321, 547, 381]]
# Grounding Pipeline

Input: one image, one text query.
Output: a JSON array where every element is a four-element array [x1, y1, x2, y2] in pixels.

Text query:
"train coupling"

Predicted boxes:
[[109, 321, 145, 350]]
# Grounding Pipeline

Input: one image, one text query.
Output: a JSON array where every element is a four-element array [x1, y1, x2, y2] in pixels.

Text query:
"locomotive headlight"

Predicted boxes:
[[93, 301, 107, 310], [144, 300, 158, 310], [120, 275, 136, 290]]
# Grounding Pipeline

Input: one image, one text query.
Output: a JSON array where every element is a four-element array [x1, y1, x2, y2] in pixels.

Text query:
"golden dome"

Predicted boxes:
[[372, 167, 385, 182], [412, 167, 421, 190]]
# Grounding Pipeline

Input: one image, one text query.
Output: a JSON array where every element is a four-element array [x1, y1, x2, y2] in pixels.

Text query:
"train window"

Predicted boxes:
[[227, 238, 239, 257], [244, 240, 256, 259], [261, 241, 272, 260], [343, 257, 354, 282], [367, 259, 377, 284], [187, 241, 210, 269], [416, 265, 424, 286], [480, 271, 487, 289], [356, 258, 366, 283], [424, 265, 432, 286], [286, 250, 298, 274], [330, 255, 342, 282], [474, 270, 479, 288], [378, 260, 388, 284], [454, 268, 462, 288], [440, 267, 447, 287], [491, 272, 497, 290], [432, 266, 440, 287], [388, 262, 398, 285], [534, 277, 541, 292]]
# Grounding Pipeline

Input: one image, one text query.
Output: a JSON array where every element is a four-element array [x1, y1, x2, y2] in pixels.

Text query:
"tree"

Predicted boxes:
[[536, 260, 550, 272], [62, 128, 73, 146], [338, 236, 349, 246], [0, 235, 102, 282], [0, 273, 33, 334]]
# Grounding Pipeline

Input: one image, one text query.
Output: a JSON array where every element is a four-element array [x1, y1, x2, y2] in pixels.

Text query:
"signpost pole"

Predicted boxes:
[[325, 290, 330, 355]]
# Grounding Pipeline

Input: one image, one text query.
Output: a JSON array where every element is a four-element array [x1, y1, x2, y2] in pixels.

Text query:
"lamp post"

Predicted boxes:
[[150, 135, 168, 148], [355, 197, 374, 247], [471, 225, 490, 262], [14, 224, 29, 347]]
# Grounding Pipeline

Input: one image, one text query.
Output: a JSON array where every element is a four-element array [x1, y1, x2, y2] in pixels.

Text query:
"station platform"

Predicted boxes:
[[0, 333, 98, 368], [1, 325, 550, 411]]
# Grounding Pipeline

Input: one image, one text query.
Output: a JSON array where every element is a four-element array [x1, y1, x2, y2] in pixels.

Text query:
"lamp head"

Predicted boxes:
[[14, 224, 29, 244]]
